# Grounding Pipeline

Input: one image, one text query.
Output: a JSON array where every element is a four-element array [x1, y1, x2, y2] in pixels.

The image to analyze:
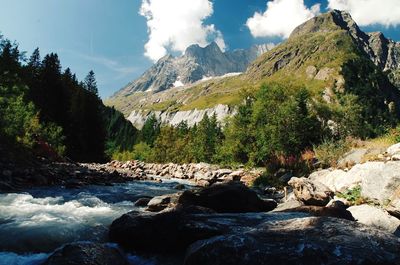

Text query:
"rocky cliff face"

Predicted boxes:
[[127, 104, 235, 129], [115, 42, 270, 96]]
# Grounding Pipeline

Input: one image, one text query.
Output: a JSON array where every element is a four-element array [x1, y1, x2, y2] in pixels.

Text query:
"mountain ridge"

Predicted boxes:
[[113, 42, 271, 96]]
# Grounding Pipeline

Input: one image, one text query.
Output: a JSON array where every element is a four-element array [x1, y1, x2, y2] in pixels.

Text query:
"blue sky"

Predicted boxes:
[[0, 0, 399, 98]]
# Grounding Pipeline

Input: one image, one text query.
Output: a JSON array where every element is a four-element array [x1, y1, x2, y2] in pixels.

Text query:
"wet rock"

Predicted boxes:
[[134, 197, 152, 207], [348, 204, 400, 236], [184, 217, 400, 265], [178, 181, 277, 213], [44, 242, 128, 265], [288, 177, 333, 206]]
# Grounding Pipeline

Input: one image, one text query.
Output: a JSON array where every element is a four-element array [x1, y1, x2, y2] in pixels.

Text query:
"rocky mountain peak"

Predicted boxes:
[[289, 9, 400, 74], [113, 42, 270, 96], [290, 10, 361, 39]]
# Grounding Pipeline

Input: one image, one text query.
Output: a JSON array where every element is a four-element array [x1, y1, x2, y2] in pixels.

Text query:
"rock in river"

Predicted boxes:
[[44, 242, 128, 265], [178, 181, 277, 213]]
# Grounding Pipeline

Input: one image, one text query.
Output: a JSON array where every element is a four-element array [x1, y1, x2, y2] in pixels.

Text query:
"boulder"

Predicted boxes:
[[184, 217, 400, 265], [308, 169, 360, 193], [178, 181, 277, 213], [109, 207, 308, 253], [348, 205, 400, 236], [288, 177, 333, 206], [44, 242, 128, 265], [358, 161, 400, 203]]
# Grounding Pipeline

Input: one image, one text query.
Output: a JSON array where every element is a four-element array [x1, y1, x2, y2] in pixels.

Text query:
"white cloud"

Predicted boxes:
[[140, 0, 226, 62], [328, 0, 400, 27], [246, 0, 321, 39]]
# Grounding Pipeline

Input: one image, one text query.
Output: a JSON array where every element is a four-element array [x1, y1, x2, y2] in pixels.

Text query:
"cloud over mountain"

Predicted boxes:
[[328, 0, 400, 27], [246, 0, 320, 39], [140, 0, 225, 62]]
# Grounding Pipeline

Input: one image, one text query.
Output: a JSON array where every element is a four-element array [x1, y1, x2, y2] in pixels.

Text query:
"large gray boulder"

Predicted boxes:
[[309, 162, 400, 204], [44, 242, 128, 265], [348, 204, 400, 236], [288, 177, 334, 206], [184, 217, 400, 265]]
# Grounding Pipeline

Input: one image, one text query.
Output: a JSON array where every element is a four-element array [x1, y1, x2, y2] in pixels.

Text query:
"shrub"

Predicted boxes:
[[314, 139, 350, 168]]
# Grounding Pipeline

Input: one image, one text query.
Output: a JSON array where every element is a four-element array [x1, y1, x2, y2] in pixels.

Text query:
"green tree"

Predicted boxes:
[[140, 114, 160, 147]]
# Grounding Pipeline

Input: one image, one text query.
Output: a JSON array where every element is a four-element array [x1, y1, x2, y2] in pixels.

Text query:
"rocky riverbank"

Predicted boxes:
[[0, 157, 262, 192], [105, 160, 262, 186]]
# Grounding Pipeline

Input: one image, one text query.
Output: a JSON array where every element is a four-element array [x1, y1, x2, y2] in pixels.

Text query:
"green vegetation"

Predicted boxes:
[[0, 35, 136, 162], [337, 185, 367, 205]]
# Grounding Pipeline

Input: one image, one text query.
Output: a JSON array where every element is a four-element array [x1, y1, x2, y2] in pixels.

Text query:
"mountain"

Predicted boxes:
[[107, 10, 400, 129], [114, 42, 270, 96]]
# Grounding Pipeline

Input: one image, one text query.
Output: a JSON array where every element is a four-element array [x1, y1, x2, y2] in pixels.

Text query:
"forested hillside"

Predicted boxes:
[[0, 35, 137, 162]]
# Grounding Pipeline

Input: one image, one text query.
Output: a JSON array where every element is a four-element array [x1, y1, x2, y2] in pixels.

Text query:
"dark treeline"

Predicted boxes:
[[0, 35, 137, 162]]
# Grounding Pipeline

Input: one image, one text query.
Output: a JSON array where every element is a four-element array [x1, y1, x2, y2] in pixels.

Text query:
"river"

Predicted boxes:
[[0, 178, 193, 265]]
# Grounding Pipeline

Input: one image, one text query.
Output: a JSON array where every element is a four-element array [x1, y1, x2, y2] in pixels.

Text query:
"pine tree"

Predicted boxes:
[[84, 70, 98, 96]]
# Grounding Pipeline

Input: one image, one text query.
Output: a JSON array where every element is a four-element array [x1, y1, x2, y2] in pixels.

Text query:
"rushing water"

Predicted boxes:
[[0, 179, 192, 265]]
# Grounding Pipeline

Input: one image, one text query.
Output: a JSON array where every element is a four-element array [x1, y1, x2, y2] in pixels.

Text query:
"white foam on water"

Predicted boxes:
[[0, 252, 49, 265], [0, 192, 132, 253], [0, 180, 189, 256]]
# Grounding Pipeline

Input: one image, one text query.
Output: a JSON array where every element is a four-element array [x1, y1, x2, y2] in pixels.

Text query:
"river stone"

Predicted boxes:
[[134, 197, 151, 207], [178, 181, 277, 213], [288, 177, 333, 206], [184, 217, 400, 265], [44, 242, 128, 265], [348, 204, 400, 236]]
